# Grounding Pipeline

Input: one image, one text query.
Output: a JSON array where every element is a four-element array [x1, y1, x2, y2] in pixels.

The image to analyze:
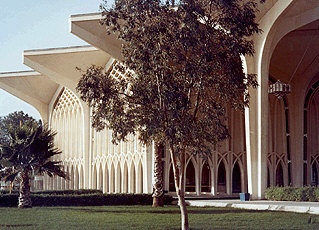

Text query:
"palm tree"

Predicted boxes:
[[152, 143, 164, 207], [0, 123, 67, 208]]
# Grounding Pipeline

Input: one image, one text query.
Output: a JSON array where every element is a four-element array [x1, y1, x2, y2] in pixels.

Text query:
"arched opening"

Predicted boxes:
[[123, 162, 128, 193], [110, 163, 115, 193], [312, 163, 318, 186], [104, 163, 109, 193], [276, 163, 284, 187], [217, 161, 226, 193], [186, 160, 195, 192], [65, 167, 69, 190], [74, 166, 79, 190], [61, 175, 65, 190], [232, 162, 241, 193], [130, 162, 136, 193], [116, 163, 122, 193], [70, 166, 74, 190], [201, 161, 211, 193], [99, 163, 103, 191], [267, 166, 270, 188], [169, 165, 176, 192], [53, 175, 57, 190], [79, 165, 84, 189], [92, 164, 97, 190], [137, 162, 143, 193]]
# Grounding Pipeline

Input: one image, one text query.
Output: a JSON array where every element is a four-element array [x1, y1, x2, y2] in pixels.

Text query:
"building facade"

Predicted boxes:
[[1, 0, 319, 199]]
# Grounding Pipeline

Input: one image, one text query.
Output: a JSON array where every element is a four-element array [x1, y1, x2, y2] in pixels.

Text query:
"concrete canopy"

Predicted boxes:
[[70, 13, 123, 60], [0, 71, 59, 120], [23, 45, 111, 93]]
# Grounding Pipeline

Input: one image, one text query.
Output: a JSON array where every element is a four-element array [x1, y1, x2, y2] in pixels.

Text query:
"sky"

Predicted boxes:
[[0, 0, 112, 120]]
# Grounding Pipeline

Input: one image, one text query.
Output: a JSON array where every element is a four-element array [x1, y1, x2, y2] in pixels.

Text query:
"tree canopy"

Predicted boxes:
[[77, 0, 261, 229], [0, 112, 67, 208], [0, 111, 40, 146]]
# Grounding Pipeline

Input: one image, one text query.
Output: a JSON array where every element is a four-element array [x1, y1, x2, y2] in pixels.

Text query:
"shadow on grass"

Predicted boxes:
[[0, 224, 34, 228], [53, 207, 267, 215]]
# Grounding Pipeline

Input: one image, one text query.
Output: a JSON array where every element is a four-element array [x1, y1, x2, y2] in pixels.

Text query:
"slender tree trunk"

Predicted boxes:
[[152, 143, 164, 207], [18, 170, 32, 208], [9, 182, 13, 194], [170, 145, 189, 230]]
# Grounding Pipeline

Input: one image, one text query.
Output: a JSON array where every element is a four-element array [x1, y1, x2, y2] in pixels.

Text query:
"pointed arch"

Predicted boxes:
[[201, 161, 211, 193], [129, 162, 136, 193], [103, 162, 109, 193], [70, 165, 74, 190], [137, 161, 143, 193], [98, 163, 103, 191], [217, 160, 226, 193], [169, 164, 176, 192], [276, 162, 284, 187], [79, 165, 84, 189], [110, 163, 115, 193], [65, 166, 69, 190], [123, 162, 128, 193], [92, 164, 97, 190], [232, 161, 241, 193], [116, 162, 122, 193], [186, 159, 196, 192], [311, 162, 318, 186], [53, 175, 57, 190], [74, 166, 79, 190]]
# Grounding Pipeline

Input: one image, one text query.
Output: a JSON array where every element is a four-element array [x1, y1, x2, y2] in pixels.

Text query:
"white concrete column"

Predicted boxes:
[[245, 41, 268, 199], [83, 104, 91, 189]]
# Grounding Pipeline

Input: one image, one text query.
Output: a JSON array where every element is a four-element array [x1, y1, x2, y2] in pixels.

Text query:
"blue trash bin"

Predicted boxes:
[[240, 193, 250, 201]]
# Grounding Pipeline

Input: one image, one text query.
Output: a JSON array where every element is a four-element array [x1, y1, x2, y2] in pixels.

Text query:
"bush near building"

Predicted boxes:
[[265, 186, 319, 201], [0, 192, 174, 207]]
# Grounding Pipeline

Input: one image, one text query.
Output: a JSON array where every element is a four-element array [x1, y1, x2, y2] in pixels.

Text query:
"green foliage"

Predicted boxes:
[[0, 121, 67, 179], [0, 111, 40, 146], [0, 193, 174, 207], [77, 0, 260, 153], [265, 186, 319, 202], [32, 189, 103, 195]]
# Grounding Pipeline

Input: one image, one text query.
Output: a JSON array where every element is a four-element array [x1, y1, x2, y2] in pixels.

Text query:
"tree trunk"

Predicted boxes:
[[177, 190, 189, 230], [152, 143, 164, 207], [9, 182, 13, 194], [169, 145, 189, 230], [18, 170, 32, 208]]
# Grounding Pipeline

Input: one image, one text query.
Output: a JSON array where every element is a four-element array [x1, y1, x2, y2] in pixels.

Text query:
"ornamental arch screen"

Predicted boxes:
[[50, 88, 84, 189], [304, 81, 319, 185]]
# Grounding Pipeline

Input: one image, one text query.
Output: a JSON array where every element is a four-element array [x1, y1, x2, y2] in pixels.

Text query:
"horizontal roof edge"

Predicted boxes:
[[0, 70, 41, 78], [24, 45, 98, 56], [70, 12, 103, 21]]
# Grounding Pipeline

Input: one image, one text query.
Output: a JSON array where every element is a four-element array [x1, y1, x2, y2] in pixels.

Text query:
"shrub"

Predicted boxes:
[[0, 193, 174, 207], [32, 189, 103, 195], [265, 186, 317, 201]]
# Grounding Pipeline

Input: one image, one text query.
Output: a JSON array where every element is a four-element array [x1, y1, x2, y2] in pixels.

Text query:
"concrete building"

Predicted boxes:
[[1, 1, 319, 199]]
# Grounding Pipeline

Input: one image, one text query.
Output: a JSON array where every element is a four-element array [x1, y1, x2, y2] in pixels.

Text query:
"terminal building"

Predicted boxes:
[[1, 1, 319, 199]]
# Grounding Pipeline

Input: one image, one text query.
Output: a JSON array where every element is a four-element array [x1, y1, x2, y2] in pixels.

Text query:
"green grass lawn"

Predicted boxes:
[[0, 205, 319, 229]]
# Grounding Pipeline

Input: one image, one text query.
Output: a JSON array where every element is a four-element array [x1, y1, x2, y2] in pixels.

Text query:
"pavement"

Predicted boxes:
[[186, 199, 319, 215]]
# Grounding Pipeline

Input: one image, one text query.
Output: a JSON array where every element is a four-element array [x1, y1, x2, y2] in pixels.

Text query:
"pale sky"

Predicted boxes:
[[0, 0, 112, 120]]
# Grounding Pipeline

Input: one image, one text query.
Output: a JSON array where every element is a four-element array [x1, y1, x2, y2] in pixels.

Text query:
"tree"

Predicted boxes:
[[0, 111, 40, 146], [0, 116, 67, 208], [77, 0, 261, 229]]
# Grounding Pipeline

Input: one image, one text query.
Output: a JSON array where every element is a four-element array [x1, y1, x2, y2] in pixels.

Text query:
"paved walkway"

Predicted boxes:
[[186, 199, 319, 214]]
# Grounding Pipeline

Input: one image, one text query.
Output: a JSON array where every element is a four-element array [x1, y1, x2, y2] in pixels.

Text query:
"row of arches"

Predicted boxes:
[[43, 164, 84, 191], [92, 161, 144, 193], [168, 158, 245, 195]]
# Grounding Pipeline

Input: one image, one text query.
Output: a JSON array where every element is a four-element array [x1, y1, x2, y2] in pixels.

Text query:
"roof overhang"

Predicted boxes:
[[70, 13, 123, 60], [0, 71, 59, 121], [23, 45, 111, 93]]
